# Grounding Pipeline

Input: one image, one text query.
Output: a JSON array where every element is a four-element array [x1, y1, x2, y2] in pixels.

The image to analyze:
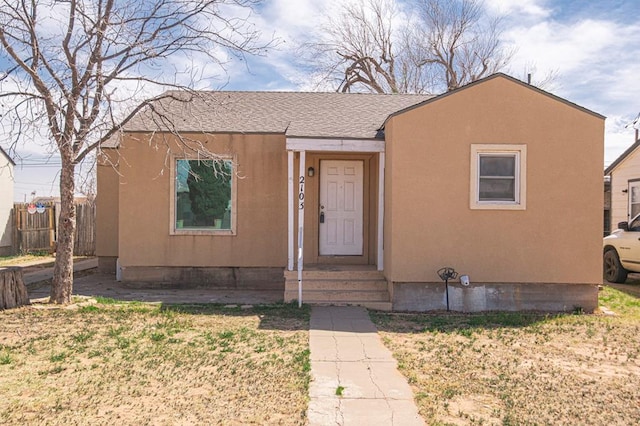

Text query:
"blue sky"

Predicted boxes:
[[4, 0, 640, 201]]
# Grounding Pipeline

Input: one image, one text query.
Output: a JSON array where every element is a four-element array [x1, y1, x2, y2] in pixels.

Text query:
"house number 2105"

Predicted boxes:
[[299, 176, 305, 210]]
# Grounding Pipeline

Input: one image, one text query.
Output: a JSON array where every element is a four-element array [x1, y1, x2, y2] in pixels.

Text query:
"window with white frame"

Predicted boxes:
[[172, 157, 236, 234], [470, 144, 526, 210]]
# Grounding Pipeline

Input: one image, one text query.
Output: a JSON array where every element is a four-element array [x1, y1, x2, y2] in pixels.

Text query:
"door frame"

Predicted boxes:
[[304, 153, 375, 265], [629, 178, 640, 220]]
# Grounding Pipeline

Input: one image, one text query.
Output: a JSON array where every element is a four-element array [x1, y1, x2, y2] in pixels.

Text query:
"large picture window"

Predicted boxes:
[[173, 158, 236, 234], [470, 144, 526, 210]]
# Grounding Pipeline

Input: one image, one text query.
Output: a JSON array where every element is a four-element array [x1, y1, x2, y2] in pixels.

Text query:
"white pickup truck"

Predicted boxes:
[[603, 214, 640, 283]]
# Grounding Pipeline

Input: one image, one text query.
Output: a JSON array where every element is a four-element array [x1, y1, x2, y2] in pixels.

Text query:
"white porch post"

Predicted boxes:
[[297, 151, 306, 307], [287, 151, 294, 271], [377, 153, 385, 271]]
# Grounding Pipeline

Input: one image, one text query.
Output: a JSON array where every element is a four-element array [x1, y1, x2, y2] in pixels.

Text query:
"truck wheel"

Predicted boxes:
[[604, 249, 628, 283]]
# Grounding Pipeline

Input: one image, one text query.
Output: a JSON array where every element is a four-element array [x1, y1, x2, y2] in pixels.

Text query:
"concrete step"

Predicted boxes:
[[284, 267, 390, 310], [284, 289, 390, 302], [284, 269, 384, 280], [284, 279, 388, 292]]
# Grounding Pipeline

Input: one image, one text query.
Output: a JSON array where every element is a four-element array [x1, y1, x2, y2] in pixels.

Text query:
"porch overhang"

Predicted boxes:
[[286, 137, 386, 278], [286, 137, 385, 152]]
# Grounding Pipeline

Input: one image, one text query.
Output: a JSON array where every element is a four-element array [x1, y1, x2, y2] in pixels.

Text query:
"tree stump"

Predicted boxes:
[[0, 267, 30, 310]]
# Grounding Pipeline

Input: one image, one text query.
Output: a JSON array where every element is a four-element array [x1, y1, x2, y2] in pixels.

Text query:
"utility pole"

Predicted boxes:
[[627, 112, 640, 142]]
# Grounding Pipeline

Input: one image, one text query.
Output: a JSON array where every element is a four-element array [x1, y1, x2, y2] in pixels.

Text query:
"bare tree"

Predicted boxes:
[[0, 0, 269, 304], [299, 0, 413, 93], [408, 0, 512, 92], [302, 0, 512, 94], [334, 0, 398, 93]]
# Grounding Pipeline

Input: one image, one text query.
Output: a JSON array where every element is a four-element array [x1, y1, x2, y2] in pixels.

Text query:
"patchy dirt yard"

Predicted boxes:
[[0, 301, 310, 425], [0, 254, 56, 268], [3, 285, 640, 425], [371, 286, 640, 425]]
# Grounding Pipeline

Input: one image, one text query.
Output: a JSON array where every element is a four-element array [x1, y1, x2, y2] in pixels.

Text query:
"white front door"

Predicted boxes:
[[319, 160, 364, 256]]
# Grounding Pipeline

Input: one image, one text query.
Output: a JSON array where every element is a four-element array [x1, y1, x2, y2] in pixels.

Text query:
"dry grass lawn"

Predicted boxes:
[[0, 254, 55, 267], [0, 300, 310, 425], [371, 286, 640, 425], [3, 283, 640, 425]]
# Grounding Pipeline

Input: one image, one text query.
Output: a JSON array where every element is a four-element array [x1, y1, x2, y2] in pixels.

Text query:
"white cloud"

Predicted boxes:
[[605, 115, 638, 167], [505, 20, 617, 75], [485, 0, 551, 19], [257, 0, 329, 42], [494, 1, 640, 164], [223, 0, 339, 91]]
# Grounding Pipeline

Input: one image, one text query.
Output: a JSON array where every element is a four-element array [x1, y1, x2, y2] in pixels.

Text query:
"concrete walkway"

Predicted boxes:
[[308, 306, 424, 426]]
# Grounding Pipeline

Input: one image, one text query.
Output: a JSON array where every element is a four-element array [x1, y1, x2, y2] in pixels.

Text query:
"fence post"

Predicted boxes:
[[49, 205, 55, 253]]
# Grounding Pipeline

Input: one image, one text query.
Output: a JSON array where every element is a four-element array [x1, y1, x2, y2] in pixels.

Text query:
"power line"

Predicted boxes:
[[15, 164, 62, 168]]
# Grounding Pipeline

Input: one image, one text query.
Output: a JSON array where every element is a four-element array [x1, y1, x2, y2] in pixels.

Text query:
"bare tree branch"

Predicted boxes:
[[300, 0, 514, 95], [298, 0, 411, 94], [410, 0, 513, 91]]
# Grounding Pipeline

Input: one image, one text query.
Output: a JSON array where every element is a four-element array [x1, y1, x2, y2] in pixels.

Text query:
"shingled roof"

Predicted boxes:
[[124, 91, 432, 139]]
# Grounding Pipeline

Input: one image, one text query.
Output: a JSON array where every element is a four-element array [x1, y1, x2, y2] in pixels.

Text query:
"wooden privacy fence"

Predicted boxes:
[[74, 202, 96, 256], [13, 203, 55, 254], [12, 201, 95, 256]]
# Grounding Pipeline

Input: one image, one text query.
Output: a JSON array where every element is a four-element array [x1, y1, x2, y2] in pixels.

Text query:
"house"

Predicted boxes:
[[604, 176, 611, 236], [96, 73, 604, 312], [604, 134, 640, 231], [0, 146, 15, 256]]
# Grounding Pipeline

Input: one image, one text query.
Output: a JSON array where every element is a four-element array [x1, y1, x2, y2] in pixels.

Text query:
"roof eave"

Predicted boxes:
[[382, 73, 606, 129], [605, 139, 640, 175]]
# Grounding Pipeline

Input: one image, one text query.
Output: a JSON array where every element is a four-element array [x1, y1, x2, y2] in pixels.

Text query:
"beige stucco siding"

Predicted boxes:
[[609, 147, 640, 227], [116, 133, 287, 268], [0, 156, 13, 250], [96, 150, 120, 259], [385, 76, 604, 285]]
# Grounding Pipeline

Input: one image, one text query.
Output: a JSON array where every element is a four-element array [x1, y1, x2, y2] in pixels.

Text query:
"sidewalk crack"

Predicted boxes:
[[331, 313, 344, 425]]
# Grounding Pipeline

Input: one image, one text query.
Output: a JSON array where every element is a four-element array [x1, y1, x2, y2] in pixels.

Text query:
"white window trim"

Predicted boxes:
[[169, 154, 238, 235], [470, 144, 526, 210]]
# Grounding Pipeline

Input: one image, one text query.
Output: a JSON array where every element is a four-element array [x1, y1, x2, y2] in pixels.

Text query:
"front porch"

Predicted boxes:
[[286, 138, 388, 309], [287, 140, 386, 269], [284, 265, 391, 311]]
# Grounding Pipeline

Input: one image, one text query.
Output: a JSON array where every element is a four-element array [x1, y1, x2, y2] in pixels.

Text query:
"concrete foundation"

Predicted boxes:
[[98, 256, 117, 274], [120, 266, 285, 290], [392, 281, 599, 313]]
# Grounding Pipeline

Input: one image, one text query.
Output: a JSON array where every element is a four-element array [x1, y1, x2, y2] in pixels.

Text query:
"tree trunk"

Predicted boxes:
[[0, 267, 29, 309], [50, 158, 76, 304]]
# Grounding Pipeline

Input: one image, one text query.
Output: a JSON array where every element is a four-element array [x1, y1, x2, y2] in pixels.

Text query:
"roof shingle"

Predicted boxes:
[[125, 91, 432, 139]]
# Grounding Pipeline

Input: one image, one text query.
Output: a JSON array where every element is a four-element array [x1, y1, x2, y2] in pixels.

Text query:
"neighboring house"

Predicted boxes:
[[0, 146, 15, 256], [604, 176, 611, 236], [97, 73, 604, 312], [605, 135, 640, 231]]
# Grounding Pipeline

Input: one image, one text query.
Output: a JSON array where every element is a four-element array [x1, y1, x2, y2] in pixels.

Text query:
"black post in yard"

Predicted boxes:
[[437, 267, 458, 312], [445, 277, 450, 311]]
